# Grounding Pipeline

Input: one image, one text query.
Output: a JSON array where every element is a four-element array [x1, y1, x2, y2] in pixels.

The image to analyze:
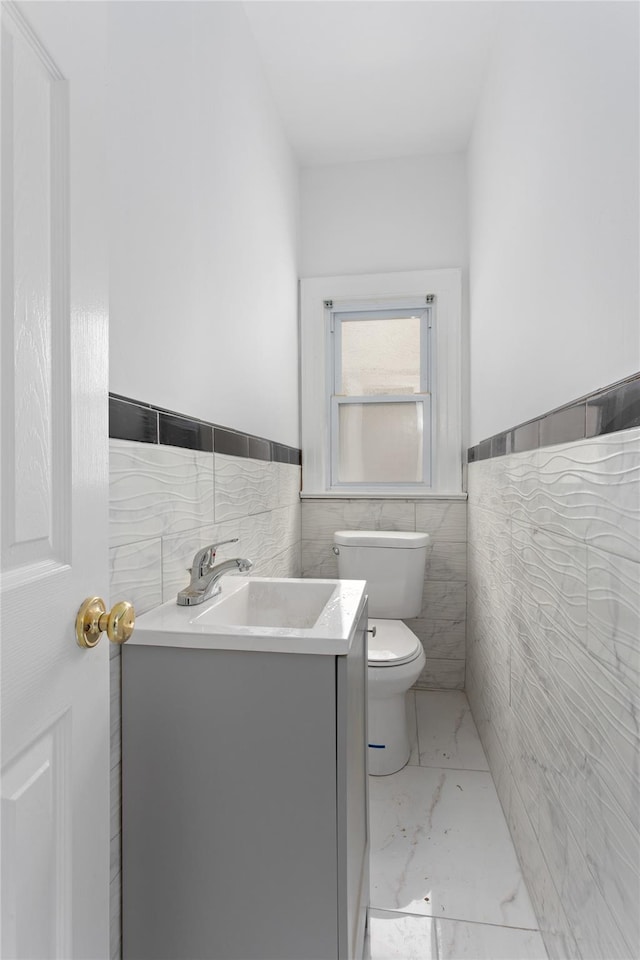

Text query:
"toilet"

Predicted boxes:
[[333, 530, 430, 776]]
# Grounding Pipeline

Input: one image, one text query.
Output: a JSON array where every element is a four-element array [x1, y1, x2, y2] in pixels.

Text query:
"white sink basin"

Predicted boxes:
[[130, 577, 367, 656], [193, 579, 337, 629]]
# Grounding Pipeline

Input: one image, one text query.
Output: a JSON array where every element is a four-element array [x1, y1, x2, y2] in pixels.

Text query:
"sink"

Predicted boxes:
[[130, 576, 367, 656], [193, 579, 337, 629]]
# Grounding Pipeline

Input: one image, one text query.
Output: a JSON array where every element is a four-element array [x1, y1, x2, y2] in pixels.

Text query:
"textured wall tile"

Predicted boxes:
[[109, 538, 163, 617], [425, 541, 467, 581], [403, 618, 466, 659], [585, 768, 639, 955], [578, 430, 640, 561], [275, 462, 302, 507], [260, 504, 301, 558], [468, 511, 513, 611], [507, 650, 548, 826], [214, 454, 277, 521], [508, 430, 640, 561], [466, 430, 640, 960], [415, 501, 467, 541], [468, 456, 514, 518], [552, 640, 639, 822], [253, 543, 302, 579], [587, 548, 640, 688], [561, 826, 637, 960], [511, 525, 587, 648], [535, 760, 587, 904], [505, 783, 578, 960], [415, 658, 464, 690], [301, 499, 415, 540], [481, 722, 512, 813], [109, 439, 214, 547], [499, 450, 546, 523], [467, 502, 509, 554], [232, 511, 273, 564]]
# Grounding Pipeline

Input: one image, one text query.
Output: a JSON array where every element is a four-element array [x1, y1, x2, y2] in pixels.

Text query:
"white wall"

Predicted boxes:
[[108, 2, 300, 446], [300, 153, 467, 278], [300, 153, 469, 451], [468, 1, 639, 445]]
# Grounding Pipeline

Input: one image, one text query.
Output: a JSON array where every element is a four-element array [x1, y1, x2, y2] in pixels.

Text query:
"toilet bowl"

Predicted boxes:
[[333, 530, 430, 776], [367, 618, 426, 775]]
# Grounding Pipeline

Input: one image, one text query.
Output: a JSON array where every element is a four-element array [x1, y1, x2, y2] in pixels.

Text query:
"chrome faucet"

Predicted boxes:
[[188, 538, 238, 581], [177, 540, 253, 606]]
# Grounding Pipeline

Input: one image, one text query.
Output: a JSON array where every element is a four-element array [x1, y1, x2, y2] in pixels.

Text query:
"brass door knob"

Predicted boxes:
[[76, 597, 136, 648]]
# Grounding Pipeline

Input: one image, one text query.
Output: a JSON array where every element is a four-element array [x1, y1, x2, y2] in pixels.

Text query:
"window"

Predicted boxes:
[[330, 304, 432, 487], [300, 269, 463, 495]]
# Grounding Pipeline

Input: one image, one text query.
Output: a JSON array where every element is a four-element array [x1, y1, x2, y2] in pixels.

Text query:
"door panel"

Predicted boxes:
[[1, 3, 109, 958], [1, 1, 70, 576], [1, 713, 71, 958]]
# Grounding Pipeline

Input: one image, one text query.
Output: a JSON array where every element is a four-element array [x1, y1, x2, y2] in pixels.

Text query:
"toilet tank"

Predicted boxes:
[[334, 530, 430, 618]]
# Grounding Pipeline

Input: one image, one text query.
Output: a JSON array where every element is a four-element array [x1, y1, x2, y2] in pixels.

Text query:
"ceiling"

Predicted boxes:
[[243, 1, 501, 166]]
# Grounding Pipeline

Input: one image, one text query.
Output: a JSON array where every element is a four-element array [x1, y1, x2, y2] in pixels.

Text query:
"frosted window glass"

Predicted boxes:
[[340, 317, 420, 395], [338, 403, 423, 483]]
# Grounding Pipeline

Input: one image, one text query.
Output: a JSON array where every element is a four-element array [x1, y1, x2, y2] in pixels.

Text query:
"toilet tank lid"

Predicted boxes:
[[334, 530, 430, 548]]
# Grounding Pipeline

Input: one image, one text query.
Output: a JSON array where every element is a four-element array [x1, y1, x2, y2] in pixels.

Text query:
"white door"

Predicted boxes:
[[1, 2, 110, 958]]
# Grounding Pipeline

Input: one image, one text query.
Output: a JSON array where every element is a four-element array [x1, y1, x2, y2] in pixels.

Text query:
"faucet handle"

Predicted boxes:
[[209, 537, 240, 553], [190, 538, 239, 579]]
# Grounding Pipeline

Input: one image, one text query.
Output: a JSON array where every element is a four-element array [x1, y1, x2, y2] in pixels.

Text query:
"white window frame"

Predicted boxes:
[[330, 303, 433, 490], [300, 269, 463, 496]]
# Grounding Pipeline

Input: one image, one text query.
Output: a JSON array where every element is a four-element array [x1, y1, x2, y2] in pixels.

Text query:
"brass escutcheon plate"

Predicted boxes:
[[76, 596, 107, 648]]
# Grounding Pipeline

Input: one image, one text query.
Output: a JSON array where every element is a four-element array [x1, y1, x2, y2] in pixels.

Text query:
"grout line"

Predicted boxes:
[[406, 762, 491, 774], [368, 905, 542, 933], [417, 764, 491, 774]]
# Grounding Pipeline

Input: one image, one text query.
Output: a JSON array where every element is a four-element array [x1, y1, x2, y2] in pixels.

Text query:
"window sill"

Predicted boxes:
[[300, 491, 468, 500]]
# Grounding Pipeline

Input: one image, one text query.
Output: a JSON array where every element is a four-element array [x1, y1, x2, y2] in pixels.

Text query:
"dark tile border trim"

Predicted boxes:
[[109, 394, 301, 464], [467, 371, 640, 463]]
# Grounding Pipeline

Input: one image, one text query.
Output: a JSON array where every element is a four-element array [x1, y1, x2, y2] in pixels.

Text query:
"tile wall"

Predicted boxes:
[[107, 399, 302, 960], [466, 426, 640, 960], [300, 498, 468, 689]]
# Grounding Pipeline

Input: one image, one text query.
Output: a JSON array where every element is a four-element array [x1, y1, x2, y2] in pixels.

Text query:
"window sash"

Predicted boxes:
[[330, 304, 433, 489], [330, 395, 432, 489], [333, 306, 431, 398], [300, 269, 463, 496]]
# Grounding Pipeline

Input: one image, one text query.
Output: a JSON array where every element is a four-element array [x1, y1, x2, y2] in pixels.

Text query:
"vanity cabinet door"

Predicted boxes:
[[336, 602, 369, 960], [123, 646, 340, 960]]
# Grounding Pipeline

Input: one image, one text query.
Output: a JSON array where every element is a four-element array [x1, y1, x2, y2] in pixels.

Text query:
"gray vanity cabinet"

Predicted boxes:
[[122, 603, 369, 960]]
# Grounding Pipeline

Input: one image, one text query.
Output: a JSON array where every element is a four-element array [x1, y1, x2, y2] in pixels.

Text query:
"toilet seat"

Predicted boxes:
[[367, 619, 422, 667]]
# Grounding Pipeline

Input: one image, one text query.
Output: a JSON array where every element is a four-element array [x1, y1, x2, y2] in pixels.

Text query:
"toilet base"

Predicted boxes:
[[368, 692, 412, 775], [367, 646, 425, 776]]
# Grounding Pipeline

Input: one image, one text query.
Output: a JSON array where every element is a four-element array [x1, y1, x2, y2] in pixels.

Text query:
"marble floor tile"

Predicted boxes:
[[369, 765, 538, 929], [367, 909, 437, 958], [434, 916, 547, 959], [367, 909, 546, 960], [416, 691, 489, 771]]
